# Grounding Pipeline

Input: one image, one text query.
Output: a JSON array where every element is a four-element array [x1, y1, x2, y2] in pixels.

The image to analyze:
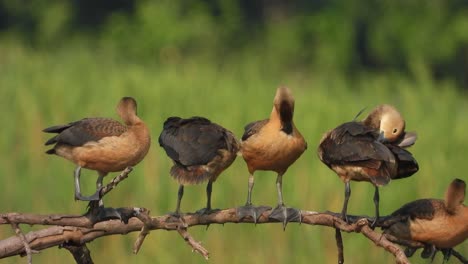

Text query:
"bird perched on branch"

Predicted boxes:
[[237, 86, 307, 228], [317, 104, 418, 226], [43, 97, 151, 219], [159, 116, 240, 216], [385, 178, 468, 262]]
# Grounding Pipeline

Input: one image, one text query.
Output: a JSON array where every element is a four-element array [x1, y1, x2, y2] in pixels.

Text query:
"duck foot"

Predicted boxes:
[[237, 204, 272, 224], [85, 201, 124, 224], [195, 207, 221, 216], [268, 204, 301, 230]]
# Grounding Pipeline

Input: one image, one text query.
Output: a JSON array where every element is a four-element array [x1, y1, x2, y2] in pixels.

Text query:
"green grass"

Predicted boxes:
[[0, 41, 467, 263]]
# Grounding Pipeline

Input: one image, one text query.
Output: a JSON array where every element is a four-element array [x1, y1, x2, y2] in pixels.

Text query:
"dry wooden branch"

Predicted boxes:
[[9, 223, 37, 264], [0, 208, 415, 263], [60, 243, 93, 264], [99, 167, 133, 198], [132, 208, 153, 254], [177, 224, 210, 260]]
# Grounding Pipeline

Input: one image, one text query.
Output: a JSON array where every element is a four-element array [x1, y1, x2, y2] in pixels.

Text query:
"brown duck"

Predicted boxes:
[[159, 116, 239, 216], [385, 178, 468, 262], [44, 97, 151, 218], [237, 86, 307, 228], [317, 104, 418, 225]]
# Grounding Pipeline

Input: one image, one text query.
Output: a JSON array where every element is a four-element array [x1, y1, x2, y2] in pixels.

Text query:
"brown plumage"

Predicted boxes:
[[159, 116, 239, 216], [385, 179, 468, 261], [237, 86, 307, 228], [317, 104, 418, 225], [44, 97, 151, 203]]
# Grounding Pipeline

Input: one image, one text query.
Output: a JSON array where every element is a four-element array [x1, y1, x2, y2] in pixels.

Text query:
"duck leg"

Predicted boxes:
[[196, 180, 221, 215], [171, 184, 184, 217], [74, 166, 101, 201], [371, 186, 380, 227], [341, 181, 351, 223], [85, 172, 122, 223], [269, 173, 301, 230], [237, 173, 271, 223]]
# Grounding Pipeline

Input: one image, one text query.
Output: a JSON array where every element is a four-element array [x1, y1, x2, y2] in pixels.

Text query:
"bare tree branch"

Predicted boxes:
[[0, 208, 415, 263]]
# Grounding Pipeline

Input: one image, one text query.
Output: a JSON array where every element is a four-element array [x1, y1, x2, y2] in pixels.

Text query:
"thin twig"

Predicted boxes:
[[99, 167, 133, 198], [10, 223, 37, 264], [132, 208, 153, 254], [452, 249, 468, 264], [177, 224, 209, 260]]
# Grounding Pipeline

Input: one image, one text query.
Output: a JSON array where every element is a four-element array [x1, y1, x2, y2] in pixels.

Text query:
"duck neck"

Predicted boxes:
[[270, 103, 294, 134]]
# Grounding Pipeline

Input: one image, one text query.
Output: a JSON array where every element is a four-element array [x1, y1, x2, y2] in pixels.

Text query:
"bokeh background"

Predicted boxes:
[[0, 1, 467, 263]]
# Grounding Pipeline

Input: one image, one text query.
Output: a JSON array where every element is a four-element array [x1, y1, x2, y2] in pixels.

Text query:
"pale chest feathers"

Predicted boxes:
[[332, 165, 374, 183], [409, 211, 468, 248], [241, 125, 306, 173]]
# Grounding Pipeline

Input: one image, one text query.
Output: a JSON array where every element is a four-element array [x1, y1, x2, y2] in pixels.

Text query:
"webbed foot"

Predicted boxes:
[[237, 204, 271, 224], [268, 204, 301, 230]]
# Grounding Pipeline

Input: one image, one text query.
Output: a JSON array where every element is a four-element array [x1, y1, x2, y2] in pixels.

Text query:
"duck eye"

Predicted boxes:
[[392, 128, 398, 134]]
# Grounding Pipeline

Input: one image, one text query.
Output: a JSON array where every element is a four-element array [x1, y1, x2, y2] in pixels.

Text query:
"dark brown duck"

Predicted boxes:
[[317, 104, 418, 225], [159, 116, 239, 216]]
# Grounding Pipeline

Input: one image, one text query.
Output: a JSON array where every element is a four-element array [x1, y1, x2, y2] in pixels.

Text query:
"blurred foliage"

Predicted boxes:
[[0, 1, 467, 263], [0, 0, 468, 86]]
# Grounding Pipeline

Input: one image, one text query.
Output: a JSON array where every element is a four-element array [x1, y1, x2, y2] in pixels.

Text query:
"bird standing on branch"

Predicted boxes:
[[159, 116, 239, 216], [385, 178, 468, 262], [317, 104, 418, 226], [43, 97, 151, 219], [237, 86, 307, 229]]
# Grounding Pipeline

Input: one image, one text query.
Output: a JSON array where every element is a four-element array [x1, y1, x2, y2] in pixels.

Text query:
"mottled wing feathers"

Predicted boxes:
[[159, 117, 231, 167], [44, 118, 127, 148], [319, 122, 396, 185], [242, 119, 268, 141], [320, 122, 394, 167]]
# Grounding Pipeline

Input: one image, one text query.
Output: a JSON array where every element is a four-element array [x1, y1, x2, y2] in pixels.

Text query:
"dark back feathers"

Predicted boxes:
[[391, 199, 439, 221], [159, 116, 235, 167], [44, 118, 127, 148], [320, 122, 394, 167]]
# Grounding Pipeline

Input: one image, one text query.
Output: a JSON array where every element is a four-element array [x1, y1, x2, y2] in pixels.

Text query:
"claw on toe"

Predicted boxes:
[[268, 205, 301, 230], [237, 205, 271, 224]]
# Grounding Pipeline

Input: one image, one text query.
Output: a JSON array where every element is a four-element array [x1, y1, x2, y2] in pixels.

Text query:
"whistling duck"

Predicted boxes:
[[158, 116, 239, 216], [237, 86, 307, 228], [385, 178, 468, 262], [317, 104, 418, 225], [44, 97, 151, 209]]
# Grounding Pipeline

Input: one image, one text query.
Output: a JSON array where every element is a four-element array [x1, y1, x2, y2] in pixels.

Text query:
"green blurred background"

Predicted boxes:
[[0, 0, 467, 263]]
